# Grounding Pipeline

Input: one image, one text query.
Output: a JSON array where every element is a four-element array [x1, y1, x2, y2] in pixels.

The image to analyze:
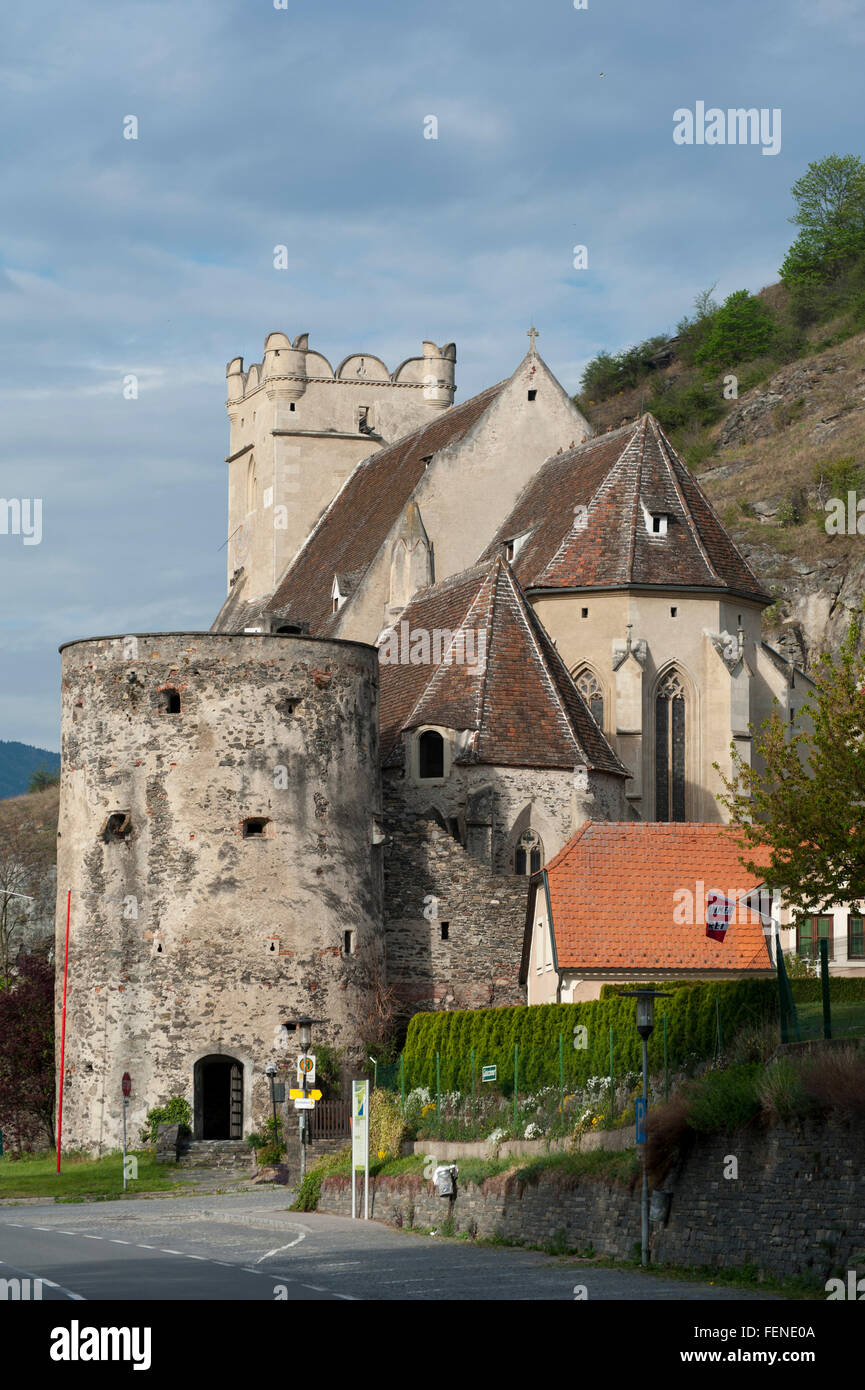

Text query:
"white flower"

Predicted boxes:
[[524, 1122, 544, 1140]]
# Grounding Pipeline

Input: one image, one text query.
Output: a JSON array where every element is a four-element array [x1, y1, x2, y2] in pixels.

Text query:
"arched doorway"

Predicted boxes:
[[194, 1055, 244, 1139]]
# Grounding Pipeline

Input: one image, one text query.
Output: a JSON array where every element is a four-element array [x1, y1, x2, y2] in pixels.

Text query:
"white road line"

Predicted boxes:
[[185, 1255, 209, 1261], [333, 1293, 359, 1301], [0, 1257, 86, 1302], [254, 1228, 309, 1264], [159, 1249, 184, 1255], [137, 1244, 156, 1250], [32, 1226, 52, 1232], [302, 1283, 326, 1292], [78, 1234, 104, 1241], [109, 1239, 130, 1245]]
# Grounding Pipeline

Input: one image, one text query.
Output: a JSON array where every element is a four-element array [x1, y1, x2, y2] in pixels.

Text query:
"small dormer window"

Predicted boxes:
[[505, 541, 515, 562], [332, 577, 347, 614], [418, 730, 445, 779], [650, 514, 668, 535]]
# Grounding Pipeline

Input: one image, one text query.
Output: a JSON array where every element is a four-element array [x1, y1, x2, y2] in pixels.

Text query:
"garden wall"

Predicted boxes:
[[319, 1115, 865, 1280]]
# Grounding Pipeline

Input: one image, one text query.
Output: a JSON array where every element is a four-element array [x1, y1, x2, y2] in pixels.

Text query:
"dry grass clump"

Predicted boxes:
[[799, 1045, 865, 1116]]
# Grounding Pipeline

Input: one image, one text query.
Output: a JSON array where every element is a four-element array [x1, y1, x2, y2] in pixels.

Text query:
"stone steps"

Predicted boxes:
[[176, 1140, 255, 1171]]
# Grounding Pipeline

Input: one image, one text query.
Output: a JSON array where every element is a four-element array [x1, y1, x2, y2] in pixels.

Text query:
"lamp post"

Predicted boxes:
[[283, 1014, 320, 1184], [619, 990, 672, 1267], [264, 1062, 279, 1157]]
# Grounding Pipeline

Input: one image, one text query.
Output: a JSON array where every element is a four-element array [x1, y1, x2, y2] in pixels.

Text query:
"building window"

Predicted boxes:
[[505, 540, 515, 561], [418, 730, 444, 779], [242, 817, 269, 838], [290, 402, 295, 412], [358, 406, 373, 435], [848, 913, 864, 959], [650, 514, 668, 535], [245, 455, 257, 513], [797, 914, 834, 960], [153, 688, 181, 714], [440, 922, 449, 941], [344, 930, 355, 955], [574, 667, 604, 729], [655, 669, 686, 822], [515, 830, 543, 875], [670, 606, 677, 618], [527, 389, 537, 401]]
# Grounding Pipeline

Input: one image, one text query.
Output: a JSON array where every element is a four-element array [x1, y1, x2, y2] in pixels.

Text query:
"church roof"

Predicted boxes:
[[257, 380, 507, 637], [520, 822, 774, 980], [379, 555, 629, 775], [482, 414, 771, 604]]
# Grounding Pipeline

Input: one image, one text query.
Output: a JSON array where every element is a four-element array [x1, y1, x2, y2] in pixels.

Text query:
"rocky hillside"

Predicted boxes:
[[580, 322, 865, 670]]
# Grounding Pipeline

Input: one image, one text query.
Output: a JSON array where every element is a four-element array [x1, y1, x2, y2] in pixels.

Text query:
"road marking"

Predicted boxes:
[[185, 1255, 209, 1261], [78, 1234, 104, 1241], [302, 1283, 326, 1292], [33, 1226, 52, 1232], [136, 1244, 156, 1250], [109, 1239, 130, 1245], [254, 1230, 307, 1264], [159, 1249, 184, 1255], [333, 1293, 359, 1301], [0, 1257, 86, 1301]]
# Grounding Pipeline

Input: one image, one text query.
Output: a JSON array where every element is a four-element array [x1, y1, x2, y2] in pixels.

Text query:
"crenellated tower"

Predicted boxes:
[[225, 331, 456, 603]]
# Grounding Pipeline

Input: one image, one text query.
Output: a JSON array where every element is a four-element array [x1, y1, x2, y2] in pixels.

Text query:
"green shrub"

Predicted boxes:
[[645, 376, 725, 432], [139, 1096, 191, 1147], [683, 1063, 761, 1133], [757, 1058, 809, 1123], [369, 1088, 407, 1160], [290, 1146, 351, 1212]]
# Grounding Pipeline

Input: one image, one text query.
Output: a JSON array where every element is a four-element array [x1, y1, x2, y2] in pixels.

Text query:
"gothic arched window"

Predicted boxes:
[[514, 830, 543, 876], [574, 667, 604, 728], [245, 455, 257, 513], [418, 730, 444, 779], [655, 669, 686, 822]]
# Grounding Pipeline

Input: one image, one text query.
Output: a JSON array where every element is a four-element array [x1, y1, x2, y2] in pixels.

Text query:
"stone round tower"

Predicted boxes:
[[55, 632, 382, 1154]]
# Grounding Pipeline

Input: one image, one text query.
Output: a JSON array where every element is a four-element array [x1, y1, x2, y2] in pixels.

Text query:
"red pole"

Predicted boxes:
[[56, 889, 71, 1174]]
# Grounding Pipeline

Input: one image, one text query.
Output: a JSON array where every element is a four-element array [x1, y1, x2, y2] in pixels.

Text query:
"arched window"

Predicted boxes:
[[245, 454, 257, 513], [418, 730, 444, 779], [514, 830, 543, 875], [574, 666, 604, 728], [655, 669, 686, 822]]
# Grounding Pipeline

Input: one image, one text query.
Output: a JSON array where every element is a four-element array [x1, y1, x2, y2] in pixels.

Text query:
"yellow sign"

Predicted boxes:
[[289, 1088, 322, 1100]]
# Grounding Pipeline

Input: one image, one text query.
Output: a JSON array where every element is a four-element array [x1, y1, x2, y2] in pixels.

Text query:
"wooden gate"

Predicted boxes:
[[309, 1098, 351, 1141], [229, 1063, 243, 1139]]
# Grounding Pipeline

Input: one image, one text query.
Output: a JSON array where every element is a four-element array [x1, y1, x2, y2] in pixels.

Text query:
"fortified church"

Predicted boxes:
[[55, 328, 803, 1151]]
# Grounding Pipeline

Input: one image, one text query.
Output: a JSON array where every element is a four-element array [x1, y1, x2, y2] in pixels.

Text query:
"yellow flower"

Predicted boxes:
[[377, 1149, 386, 1160]]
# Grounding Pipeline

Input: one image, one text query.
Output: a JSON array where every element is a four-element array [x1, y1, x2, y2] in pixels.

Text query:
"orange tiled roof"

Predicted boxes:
[[534, 821, 774, 974]]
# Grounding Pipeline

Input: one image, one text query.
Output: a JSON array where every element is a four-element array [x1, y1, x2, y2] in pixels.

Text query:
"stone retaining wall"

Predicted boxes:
[[319, 1116, 865, 1280]]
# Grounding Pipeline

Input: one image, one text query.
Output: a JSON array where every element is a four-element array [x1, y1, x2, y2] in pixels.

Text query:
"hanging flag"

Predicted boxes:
[[706, 890, 736, 942]]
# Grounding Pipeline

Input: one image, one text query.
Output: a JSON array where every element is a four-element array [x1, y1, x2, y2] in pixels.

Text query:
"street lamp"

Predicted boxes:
[[282, 1015, 321, 1183], [619, 989, 673, 1268], [264, 1062, 279, 1158]]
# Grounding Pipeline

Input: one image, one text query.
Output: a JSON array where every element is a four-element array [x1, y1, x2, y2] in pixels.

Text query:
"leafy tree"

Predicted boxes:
[[27, 766, 60, 793], [780, 154, 865, 289], [695, 289, 776, 370], [717, 609, 865, 912], [0, 953, 55, 1149]]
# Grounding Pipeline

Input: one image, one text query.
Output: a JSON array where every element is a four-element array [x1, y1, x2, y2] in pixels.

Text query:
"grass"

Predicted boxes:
[[0, 1150, 187, 1201]]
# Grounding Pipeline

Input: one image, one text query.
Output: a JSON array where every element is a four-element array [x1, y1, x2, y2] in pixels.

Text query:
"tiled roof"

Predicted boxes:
[[483, 414, 771, 603], [379, 556, 629, 775], [259, 381, 507, 637], [532, 821, 773, 974]]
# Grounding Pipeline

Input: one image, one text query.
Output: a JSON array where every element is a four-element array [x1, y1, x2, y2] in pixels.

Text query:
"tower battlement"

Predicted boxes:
[[227, 331, 456, 407]]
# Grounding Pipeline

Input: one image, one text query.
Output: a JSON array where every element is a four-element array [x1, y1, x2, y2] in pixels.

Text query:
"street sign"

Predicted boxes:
[[481, 1065, 497, 1083], [121, 1072, 131, 1099], [635, 1096, 647, 1145], [293, 1098, 315, 1110], [351, 1080, 370, 1220], [289, 1088, 322, 1100], [297, 1053, 316, 1084]]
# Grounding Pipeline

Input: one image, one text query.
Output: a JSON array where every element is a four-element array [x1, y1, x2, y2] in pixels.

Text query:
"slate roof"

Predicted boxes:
[[483, 414, 771, 603], [251, 381, 508, 637], [521, 822, 774, 978], [379, 556, 629, 775]]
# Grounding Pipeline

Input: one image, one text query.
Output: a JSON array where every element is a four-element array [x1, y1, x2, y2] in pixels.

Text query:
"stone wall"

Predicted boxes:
[[319, 1117, 865, 1280], [382, 785, 528, 1013]]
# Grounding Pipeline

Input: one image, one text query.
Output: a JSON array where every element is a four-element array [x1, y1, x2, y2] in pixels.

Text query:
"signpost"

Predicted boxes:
[[635, 1096, 647, 1145], [351, 1079, 369, 1220], [481, 1064, 497, 1083], [289, 1088, 322, 1101], [297, 1053, 316, 1085], [121, 1072, 131, 1193]]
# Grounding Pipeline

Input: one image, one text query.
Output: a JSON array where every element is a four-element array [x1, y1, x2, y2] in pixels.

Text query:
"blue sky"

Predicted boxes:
[[1, 0, 862, 749]]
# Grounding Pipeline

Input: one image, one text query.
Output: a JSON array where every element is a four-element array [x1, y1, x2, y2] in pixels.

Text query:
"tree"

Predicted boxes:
[[695, 289, 776, 370], [27, 766, 59, 793], [0, 952, 55, 1150], [717, 609, 865, 912], [780, 154, 865, 289], [0, 792, 56, 987]]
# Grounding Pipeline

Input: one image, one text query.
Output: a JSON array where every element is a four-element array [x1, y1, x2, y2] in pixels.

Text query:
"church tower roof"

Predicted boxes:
[[482, 413, 771, 604], [378, 555, 629, 775]]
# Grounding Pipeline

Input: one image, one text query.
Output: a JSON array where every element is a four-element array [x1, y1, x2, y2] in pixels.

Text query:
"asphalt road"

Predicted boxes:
[[0, 1191, 787, 1302]]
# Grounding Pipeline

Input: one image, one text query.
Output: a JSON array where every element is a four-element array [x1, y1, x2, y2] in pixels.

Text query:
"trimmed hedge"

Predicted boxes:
[[402, 981, 778, 1095], [790, 978, 865, 1003]]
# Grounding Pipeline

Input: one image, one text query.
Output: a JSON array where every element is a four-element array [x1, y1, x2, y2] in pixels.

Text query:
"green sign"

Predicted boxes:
[[481, 1064, 497, 1083]]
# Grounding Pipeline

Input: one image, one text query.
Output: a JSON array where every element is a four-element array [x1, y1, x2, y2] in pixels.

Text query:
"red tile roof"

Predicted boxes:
[[379, 556, 629, 775], [483, 414, 770, 603], [528, 822, 774, 975], [258, 381, 507, 637]]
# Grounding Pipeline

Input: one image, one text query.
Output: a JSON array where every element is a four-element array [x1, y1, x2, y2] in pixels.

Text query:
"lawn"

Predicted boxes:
[[0, 1150, 188, 1201]]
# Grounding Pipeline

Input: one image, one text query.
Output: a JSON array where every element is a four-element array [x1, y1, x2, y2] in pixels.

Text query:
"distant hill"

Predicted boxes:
[[0, 741, 61, 800]]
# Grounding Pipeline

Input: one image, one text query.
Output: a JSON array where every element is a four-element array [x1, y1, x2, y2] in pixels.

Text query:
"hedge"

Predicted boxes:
[[402, 980, 778, 1095], [790, 978, 865, 1003]]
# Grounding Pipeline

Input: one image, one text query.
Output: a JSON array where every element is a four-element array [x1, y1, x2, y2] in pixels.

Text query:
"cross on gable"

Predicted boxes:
[[527, 325, 539, 353]]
